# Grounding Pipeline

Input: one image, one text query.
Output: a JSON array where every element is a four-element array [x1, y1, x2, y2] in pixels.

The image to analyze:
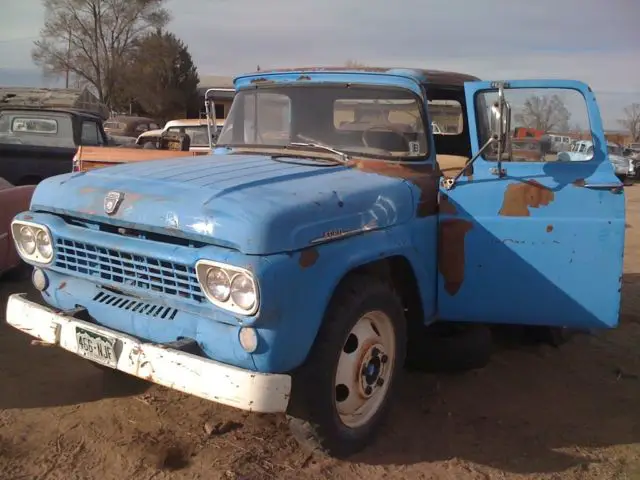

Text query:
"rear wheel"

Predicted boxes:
[[286, 274, 407, 458]]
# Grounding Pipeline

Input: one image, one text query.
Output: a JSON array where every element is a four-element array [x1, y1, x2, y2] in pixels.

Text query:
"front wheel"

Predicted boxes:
[[286, 274, 407, 458]]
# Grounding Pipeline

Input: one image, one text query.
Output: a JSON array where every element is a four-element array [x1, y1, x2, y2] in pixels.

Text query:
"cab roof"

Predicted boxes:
[[237, 66, 481, 87]]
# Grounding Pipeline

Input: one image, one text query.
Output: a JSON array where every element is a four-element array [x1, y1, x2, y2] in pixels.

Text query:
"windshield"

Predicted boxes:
[[0, 111, 75, 148], [217, 85, 428, 160]]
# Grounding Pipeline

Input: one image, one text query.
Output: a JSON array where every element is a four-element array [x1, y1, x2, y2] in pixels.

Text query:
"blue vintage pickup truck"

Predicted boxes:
[[6, 67, 625, 457]]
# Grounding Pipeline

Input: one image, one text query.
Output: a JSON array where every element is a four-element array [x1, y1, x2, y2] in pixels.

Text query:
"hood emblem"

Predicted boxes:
[[104, 191, 124, 215]]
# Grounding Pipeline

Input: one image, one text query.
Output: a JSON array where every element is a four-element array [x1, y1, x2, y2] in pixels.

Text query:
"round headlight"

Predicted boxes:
[[36, 230, 53, 259], [230, 273, 256, 311], [205, 267, 231, 302], [18, 226, 36, 255]]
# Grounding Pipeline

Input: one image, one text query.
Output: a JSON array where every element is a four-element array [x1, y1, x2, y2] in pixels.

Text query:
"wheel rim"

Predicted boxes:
[[334, 310, 396, 429]]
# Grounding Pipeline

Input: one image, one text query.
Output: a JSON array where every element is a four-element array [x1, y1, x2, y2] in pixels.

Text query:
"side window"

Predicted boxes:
[[135, 123, 150, 133], [80, 121, 104, 146], [215, 104, 225, 119], [477, 88, 593, 162], [427, 99, 463, 134]]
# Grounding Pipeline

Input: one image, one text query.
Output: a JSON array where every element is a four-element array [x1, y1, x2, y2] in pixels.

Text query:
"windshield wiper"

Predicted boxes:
[[286, 142, 350, 164]]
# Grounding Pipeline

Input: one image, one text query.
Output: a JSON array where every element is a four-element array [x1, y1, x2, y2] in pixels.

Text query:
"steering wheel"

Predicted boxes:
[[361, 124, 411, 152]]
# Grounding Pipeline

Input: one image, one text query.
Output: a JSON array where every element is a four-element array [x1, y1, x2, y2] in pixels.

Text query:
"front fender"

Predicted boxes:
[[256, 223, 431, 373]]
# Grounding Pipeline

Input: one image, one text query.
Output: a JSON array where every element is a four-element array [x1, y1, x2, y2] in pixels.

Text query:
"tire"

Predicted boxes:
[[405, 323, 492, 373], [286, 274, 407, 458]]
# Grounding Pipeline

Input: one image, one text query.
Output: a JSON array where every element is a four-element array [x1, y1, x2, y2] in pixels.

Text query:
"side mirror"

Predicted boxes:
[[489, 98, 512, 153]]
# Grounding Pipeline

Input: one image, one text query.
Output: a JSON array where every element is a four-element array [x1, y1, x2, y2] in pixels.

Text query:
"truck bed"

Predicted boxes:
[[74, 146, 208, 172]]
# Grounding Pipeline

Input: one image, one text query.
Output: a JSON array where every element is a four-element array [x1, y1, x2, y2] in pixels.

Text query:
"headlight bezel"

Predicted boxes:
[[195, 259, 260, 316], [11, 219, 55, 265]]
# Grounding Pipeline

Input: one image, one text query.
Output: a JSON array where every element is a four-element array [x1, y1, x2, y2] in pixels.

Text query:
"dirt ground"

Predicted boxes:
[[1, 191, 640, 480]]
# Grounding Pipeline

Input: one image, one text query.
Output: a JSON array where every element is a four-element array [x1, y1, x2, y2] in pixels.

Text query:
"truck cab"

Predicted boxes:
[[6, 67, 625, 458]]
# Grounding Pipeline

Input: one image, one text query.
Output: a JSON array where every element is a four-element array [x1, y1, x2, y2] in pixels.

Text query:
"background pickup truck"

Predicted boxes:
[[0, 107, 110, 185]]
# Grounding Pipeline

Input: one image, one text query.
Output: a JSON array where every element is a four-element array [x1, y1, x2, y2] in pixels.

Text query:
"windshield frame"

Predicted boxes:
[[216, 82, 431, 162]]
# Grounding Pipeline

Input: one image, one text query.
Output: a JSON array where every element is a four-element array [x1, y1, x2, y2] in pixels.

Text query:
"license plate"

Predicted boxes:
[[75, 327, 118, 368]]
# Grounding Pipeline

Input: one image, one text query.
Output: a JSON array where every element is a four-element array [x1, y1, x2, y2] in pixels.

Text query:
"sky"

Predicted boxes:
[[0, 0, 639, 129]]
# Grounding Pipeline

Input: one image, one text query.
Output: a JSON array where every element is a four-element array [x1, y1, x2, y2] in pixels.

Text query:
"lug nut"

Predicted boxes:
[[380, 354, 388, 364], [376, 378, 384, 387], [364, 386, 372, 395]]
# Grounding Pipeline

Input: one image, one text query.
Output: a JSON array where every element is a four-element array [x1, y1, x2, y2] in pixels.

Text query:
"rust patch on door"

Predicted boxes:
[[438, 219, 472, 295], [353, 160, 439, 217], [299, 248, 319, 268], [546, 225, 553, 233], [499, 180, 555, 217]]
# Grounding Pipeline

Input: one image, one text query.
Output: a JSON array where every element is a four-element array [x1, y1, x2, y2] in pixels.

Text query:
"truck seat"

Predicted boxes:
[[436, 154, 469, 175]]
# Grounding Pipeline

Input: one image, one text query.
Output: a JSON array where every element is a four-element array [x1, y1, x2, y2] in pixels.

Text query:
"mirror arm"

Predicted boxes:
[[204, 88, 218, 150], [442, 135, 497, 190]]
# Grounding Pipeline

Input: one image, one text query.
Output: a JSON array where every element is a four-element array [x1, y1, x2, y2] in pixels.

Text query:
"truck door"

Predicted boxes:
[[437, 80, 625, 329]]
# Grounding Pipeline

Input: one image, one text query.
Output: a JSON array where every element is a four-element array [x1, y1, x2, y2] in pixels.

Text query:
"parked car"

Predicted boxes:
[[103, 116, 159, 138], [6, 66, 624, 458], [0, 106, 110, 185], [560, 140, 635, 181], [0, 178, 35, 277], [136, 118, 225, 153]]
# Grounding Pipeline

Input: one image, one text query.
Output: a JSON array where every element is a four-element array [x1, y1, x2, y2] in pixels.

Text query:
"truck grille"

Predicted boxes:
[[54, 238, 204, 303]]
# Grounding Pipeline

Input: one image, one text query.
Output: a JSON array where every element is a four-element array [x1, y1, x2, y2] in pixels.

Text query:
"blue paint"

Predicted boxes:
[[437, 80, 624, 329], [15, 70, 624, 376], [31, 155, 414, 254]]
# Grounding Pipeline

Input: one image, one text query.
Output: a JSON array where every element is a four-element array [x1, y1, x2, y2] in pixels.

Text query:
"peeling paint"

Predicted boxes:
[[438, 219, 472, 295], [353, 160, 438, 217], [299, 248, 319, 268], [499, 180, 555, 217]]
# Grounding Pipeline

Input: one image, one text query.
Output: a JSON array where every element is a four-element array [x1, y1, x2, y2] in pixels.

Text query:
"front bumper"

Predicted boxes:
[[6, 293, 291, 413]]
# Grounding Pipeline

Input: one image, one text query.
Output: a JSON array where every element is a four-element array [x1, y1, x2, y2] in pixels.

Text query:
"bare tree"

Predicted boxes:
[[514, 94, 571, 132], [619, 103, 640, 142], [31, 0, 170, 106], [345, 59, 368, 68]]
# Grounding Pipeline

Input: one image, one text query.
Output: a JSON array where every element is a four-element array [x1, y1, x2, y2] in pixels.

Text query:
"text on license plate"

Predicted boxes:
[[75, 327, 118, 367]]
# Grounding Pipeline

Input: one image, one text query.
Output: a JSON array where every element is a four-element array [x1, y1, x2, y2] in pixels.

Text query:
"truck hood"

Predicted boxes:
[[30, 154, 416, 254]]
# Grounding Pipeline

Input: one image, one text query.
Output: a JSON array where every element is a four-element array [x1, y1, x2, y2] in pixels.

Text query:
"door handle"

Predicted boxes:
[[581, 182, 624, 192]]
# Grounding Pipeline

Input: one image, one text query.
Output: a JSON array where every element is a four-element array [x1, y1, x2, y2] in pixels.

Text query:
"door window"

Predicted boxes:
[[476, 88, 593, 162]]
